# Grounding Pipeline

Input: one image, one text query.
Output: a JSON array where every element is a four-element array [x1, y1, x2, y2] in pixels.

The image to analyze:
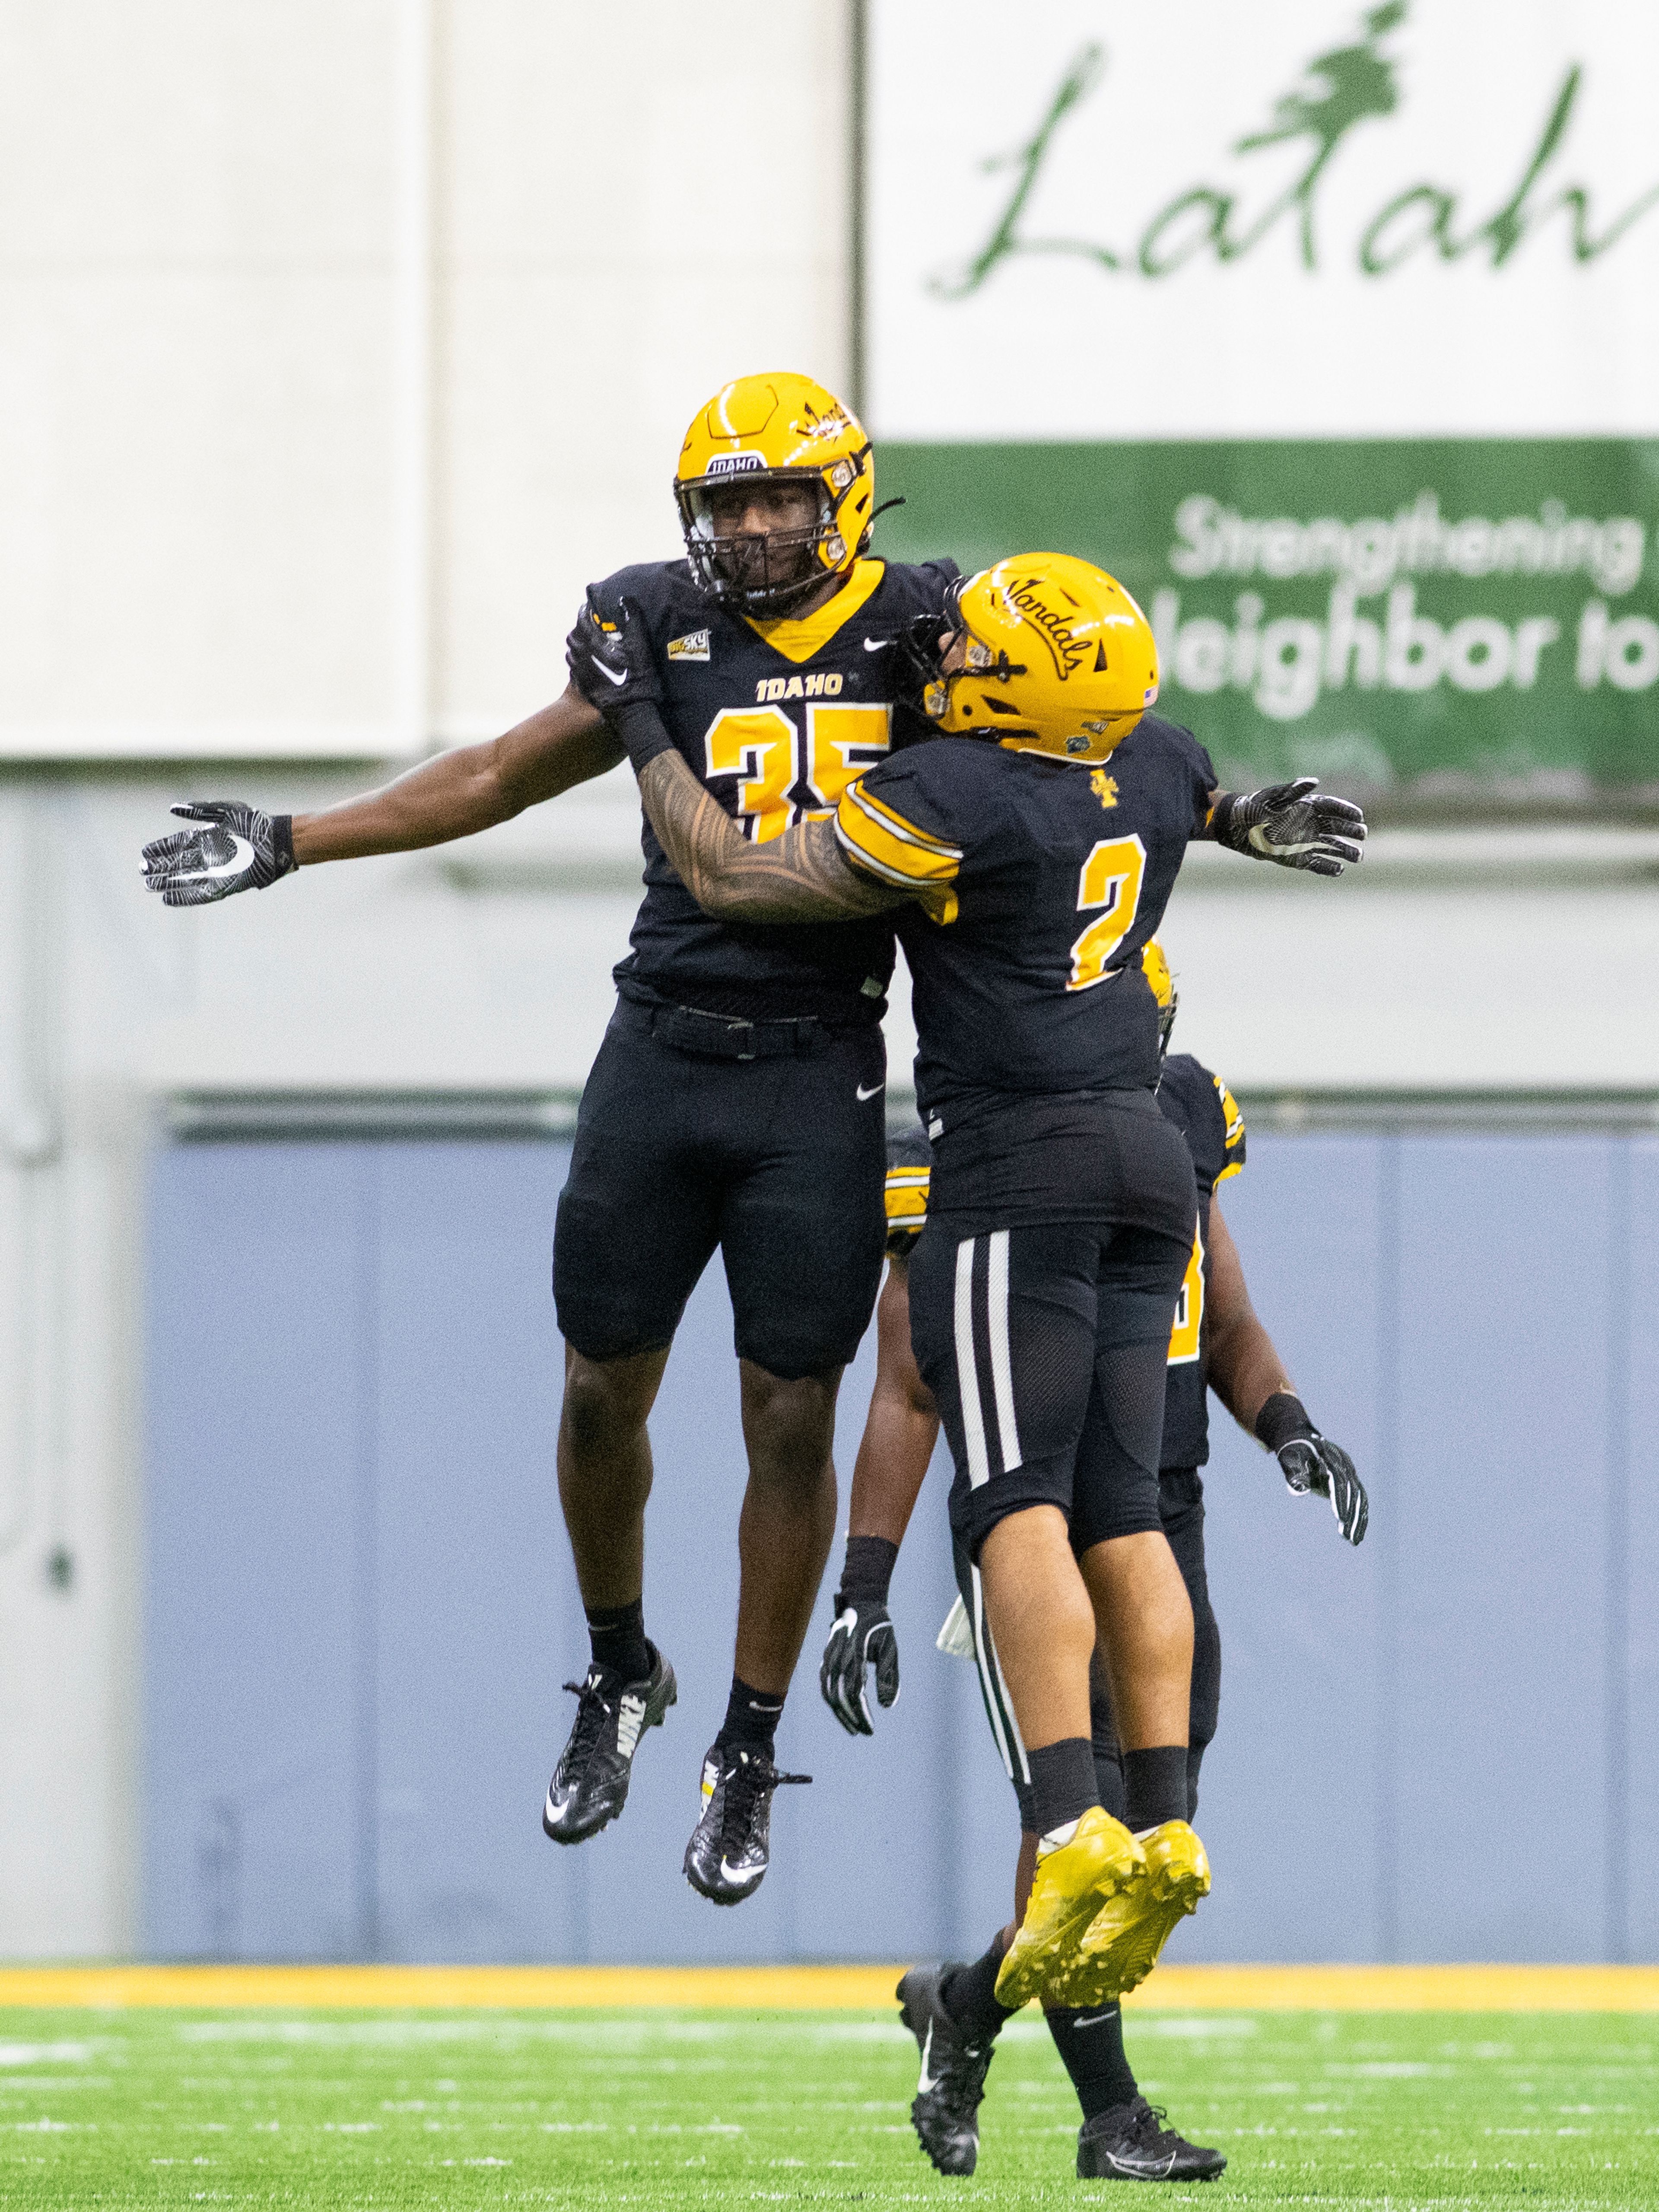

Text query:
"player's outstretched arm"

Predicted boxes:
[[1206, 1200, 1368, 1545], [572, 593, 904, 923], [1201, 776, 1366, 875], [140, 686, 620, 905], [820, 1257, 943, 1737]]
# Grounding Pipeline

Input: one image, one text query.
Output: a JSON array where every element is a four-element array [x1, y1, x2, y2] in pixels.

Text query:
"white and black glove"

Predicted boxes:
[[819, 1536, 901, 1736], [1210, 778, 1366, 876], [565, 591, 674, 772], [141, 801, 296, 907], [1256, 1391, 1368, 1545]]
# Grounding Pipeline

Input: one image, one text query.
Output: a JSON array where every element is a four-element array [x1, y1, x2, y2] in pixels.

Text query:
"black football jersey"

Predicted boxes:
[[586, 555, 960, 1019], [835, 713, 1214, 1232], [1155, 1052, 1246, 1469]]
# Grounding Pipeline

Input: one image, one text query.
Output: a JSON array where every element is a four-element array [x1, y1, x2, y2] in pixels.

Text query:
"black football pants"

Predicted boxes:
[[553, 995, 887, 1378], [909, 1217, 1192, 1563]]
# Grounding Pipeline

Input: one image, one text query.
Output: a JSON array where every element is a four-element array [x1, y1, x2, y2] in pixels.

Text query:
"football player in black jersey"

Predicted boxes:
[[820, 944, 1367, 2182], [139, 372, 965, 1905], [572, 549, 1364, 1979]]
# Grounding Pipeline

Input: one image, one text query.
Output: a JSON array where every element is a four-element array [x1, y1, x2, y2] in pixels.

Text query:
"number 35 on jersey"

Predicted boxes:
[[704, 704, 891, 841]]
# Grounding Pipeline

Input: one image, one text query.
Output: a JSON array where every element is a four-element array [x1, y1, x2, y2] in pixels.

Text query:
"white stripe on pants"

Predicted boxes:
[[954, 1233, 1024, 1487], [970, 1562, 1030, 1784]]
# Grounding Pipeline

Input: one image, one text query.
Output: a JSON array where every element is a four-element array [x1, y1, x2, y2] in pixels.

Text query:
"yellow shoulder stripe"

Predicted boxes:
[[743, 559, 887, 664], [835, 781, 962, 882], [835, 784, 962, 923], [1214, 1160, 1243, 1186]]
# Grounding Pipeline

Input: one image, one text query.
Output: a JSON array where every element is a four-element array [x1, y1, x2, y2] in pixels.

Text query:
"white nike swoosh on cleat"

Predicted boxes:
[[177, 834, 258, 884], [916, 2022, 938, 2094], [543, 1786, 569, 1823], [719, 1857, 762, 1887], [856, 1081, 884, 1100], [1105, 2151, 1179, 2178]]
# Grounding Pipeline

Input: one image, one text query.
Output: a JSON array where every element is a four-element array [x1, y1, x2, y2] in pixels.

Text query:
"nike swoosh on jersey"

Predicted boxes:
[[856, 1081, 884, 1100], [916, 2022, 938, 2094], [863, 636, 890, 651], [177, 834, 258, 884]]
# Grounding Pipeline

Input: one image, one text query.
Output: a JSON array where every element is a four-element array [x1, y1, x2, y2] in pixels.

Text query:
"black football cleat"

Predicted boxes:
[[683, 1742, 809, 1904], [541, 1643, 676, 1844], [896, 1964, 996, 2177], [1076, 2096, 1227, 2182]]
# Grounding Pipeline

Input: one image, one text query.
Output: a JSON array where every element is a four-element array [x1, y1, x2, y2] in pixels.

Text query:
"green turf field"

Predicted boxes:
[[1, 2006, 1655, 2208]]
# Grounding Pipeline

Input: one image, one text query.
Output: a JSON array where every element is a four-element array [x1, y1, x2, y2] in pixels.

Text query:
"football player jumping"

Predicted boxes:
[[569, 551, 1364, 1973], [821, 945, 1367, 2184], [140, 373, 964, 1903]]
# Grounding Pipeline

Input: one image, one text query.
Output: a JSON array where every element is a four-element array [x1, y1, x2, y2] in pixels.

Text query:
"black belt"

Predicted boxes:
[[646, 1001, 829, 1062]]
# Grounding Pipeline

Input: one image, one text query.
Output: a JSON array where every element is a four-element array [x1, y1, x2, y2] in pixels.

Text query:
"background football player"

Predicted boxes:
[[140, 372, 963, 1905], [569, 549, 1364, 2003], [820, 945, 1367, 2182]]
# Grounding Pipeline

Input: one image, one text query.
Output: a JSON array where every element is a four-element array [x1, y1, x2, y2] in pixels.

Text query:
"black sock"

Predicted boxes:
[[1122, 1745, 1189, 1833], [940, 1930, 1015, 2044], [717, 1674, 784, 1752], [585, 1598, 648, 1683], [1046, 2001, 1139, 2120], [1028, 1738, 1102, 1839]]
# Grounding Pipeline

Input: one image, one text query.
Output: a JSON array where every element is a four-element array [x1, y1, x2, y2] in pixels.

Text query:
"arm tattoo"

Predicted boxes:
[[638, 751, 909, 923]]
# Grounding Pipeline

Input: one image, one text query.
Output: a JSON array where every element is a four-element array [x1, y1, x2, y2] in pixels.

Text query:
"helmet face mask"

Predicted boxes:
[[674, 375, 875, 618], [678, 470, 839, 615], [918, 581, 1030, 726]]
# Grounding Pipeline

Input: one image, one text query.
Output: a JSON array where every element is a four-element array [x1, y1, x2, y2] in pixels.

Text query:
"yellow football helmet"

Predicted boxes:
[[922, 553, 1159, 764], [1141, 937, 1178, 1056], [674, 372, 875, 616]]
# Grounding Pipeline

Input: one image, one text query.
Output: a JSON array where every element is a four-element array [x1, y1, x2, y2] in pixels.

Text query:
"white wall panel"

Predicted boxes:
[[433, 0, 851, 735], [0, 2, 403, 753]]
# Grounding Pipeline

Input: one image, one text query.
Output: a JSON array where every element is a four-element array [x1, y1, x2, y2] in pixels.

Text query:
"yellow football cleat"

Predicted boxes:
[[993, 1807, 1146, 2012], [1067, 1821, 1211, 2005]]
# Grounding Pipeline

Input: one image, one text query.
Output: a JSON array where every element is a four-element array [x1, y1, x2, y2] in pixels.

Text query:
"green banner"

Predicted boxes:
[[878, 440, 1659, 803]]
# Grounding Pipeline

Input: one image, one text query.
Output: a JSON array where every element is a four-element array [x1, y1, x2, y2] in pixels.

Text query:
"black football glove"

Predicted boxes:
[[1279, 1434, 1368, 1545], [1256, 1391, 1367, 1545], [1211, 777, 1366, 876], [141, 801, 295, 907], [892, 607, 947, 715], [820, 1597, 901, 1736], [565, 592, 674, 771], [819, 1534, 902, 1736]]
